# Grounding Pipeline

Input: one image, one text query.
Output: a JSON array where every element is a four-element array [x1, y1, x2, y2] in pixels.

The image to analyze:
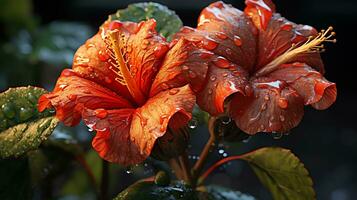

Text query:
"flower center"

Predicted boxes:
[[255, 26, 336, 77], [105, 30, 146, 105]]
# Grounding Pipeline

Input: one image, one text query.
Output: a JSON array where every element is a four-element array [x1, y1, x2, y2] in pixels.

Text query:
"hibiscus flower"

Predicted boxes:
[[38, 19, 198, 165], [170, 0, 337, 134]]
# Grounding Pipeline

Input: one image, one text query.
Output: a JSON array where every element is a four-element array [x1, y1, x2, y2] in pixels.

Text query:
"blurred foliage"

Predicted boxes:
[[197, 185, 256, 200]]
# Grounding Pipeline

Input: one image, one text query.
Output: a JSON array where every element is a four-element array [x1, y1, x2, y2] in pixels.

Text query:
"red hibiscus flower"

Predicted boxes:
[[171, 0, 337, 134], [38, 19, 196, 165]]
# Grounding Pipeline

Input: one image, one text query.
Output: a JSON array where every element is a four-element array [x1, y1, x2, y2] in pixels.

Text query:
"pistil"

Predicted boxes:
[[255, 26, 336, 77]]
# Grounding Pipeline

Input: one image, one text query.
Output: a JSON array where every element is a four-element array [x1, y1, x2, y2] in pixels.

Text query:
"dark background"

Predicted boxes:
[[1, 0, 356, 199]]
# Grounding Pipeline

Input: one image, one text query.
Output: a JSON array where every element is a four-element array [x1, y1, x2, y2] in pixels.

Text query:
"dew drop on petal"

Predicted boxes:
[[281, 23, 293, 31], [278, 98, 288, 109], [98, 50, 109, 61], [208, 89, 213, 94], [182, 65, 189, 71], [213, 56, 230, 69], [279, 115, 285, 122], [169, 88, 179, 95], [199, 52, 214, 59], [233, 35, 242, 46], [94, 109, 108, 119], [188, 70, 197, 78], [215, 32, 228, 39], [68, 94, 77, 101], [59, 84, 68, 90], [104, 76, 112, 84], [202, 38, 218, 50], [210, 75, 217, 81], [154, 44, 169, 58]]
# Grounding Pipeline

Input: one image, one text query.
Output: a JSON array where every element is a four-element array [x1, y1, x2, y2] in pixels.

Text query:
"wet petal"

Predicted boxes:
[[195, 1, 257, 71], [38, 70, 132, 126], [269, 63, 337, 109], [73, 28, 133, 101], [244, 0, 276, 30], [229, 78, 304, 134], [197, 61, 249, 115], [255, 14, 324, 72], [131, 85, 195, 156], [150, 38, 211, 96], [82, 108, 146, 166], [174, 2, 257, 72], [73, 19, 169, 99]]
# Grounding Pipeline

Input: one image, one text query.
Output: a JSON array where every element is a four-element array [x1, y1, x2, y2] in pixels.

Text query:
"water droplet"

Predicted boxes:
[[222, 72, 228, 77], [188, 118, 198, 129], [218, 149, 225, 154], [278, 98, 288, 109], [126, 169, 132, 174], [221, 116, 231, 125], [244, 85, 253, 96], [223, 153, 228, 157], [233, 35, 242, 46], [264, 94, 270, 101], [19, 107, 33, 121], [154, 44, 169, 58], [199, 51, 214, 59], [210, 75, 217, 81], [182, 65, 189, 71], [243, 136, 251, 143], [272, 132, 283, 139], [169, 88, 179, 95], [213, 56, 230, 69], [215, 32, 228, 39], [281, 23, 293, 31], [1, 103, 15, 119], [202, 38, 218, 50], [59, 84, 68, 90], [104, 76, 112, 84], [279, 115, 285, 122], [98, 50, 109, 61], [188, 70, 197, 78], [94, 109, 108, 119], [68, 94, 77, 101]]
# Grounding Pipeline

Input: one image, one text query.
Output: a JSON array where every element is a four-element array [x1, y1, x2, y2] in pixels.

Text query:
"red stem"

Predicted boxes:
[[198, 155, 245, 185]]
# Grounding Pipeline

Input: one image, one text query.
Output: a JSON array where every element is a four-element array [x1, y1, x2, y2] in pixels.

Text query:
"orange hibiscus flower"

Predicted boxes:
[[171, 0, 337, 134], [38, 19, 198, 165]]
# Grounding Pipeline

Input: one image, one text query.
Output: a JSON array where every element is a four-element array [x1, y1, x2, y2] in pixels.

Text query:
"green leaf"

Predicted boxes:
[[114, 181, 197, 200], [0, 86, 59, 158], [240, 147, 315, 200], [197, 185, 256, 200], [109, 2, 183, 40]]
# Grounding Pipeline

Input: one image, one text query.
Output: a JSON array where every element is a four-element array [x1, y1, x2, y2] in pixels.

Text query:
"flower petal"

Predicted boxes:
[[255, 14, 324, 72], [38, 70, 132, 126], [73, 27, 133, 101], [82, 108, 146, 165], [150, 38, 211, 96], [131, 85, 195, 156], [174, 2, 257, 72], [197, 61, 249, 116], [269, 63, 337, 109], [229, 78, 304, 134], [244, 0, 276, 30], [73, 19, 169, 98]]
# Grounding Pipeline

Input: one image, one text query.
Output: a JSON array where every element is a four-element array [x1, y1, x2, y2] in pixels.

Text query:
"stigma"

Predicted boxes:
[[255, 26, 336, 77]]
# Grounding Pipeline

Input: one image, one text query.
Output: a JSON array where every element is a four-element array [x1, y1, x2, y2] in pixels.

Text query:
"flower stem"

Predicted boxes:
[[100, 160, 109, 200], [191, 117, 217, 186], [198, 154, 245, 185]]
